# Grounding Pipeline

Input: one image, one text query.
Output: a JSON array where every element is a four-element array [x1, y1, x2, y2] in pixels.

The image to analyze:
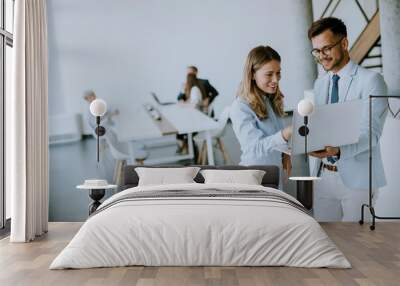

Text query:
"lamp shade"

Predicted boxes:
[[90, 99, 107, 117], [297, 99, 314, 117]]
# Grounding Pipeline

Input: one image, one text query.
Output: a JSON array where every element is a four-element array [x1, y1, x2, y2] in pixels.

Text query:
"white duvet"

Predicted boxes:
[[50, 183, 351, 269]]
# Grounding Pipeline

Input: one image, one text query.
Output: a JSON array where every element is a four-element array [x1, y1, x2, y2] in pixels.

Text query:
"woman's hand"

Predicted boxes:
[[281, 126, 293, 142]]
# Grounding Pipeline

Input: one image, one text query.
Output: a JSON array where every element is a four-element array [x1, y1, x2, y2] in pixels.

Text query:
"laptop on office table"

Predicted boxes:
[[150, 92, 176, 106], [278, 99, 363, 155]]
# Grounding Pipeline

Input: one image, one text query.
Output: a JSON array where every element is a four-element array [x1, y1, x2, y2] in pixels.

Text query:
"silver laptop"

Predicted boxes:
[[281, 99, 363, 155], [150, 92, 175, 106]]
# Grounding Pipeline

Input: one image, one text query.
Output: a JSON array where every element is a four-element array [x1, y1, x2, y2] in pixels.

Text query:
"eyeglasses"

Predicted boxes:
[[310, 37, 344, 59]]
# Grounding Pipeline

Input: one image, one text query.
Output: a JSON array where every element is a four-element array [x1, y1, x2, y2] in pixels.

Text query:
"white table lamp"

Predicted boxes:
[[297, 99, 314, 161]]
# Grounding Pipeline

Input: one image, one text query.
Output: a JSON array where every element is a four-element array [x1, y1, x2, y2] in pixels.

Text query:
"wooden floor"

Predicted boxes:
[[1, 222, 400, 286]]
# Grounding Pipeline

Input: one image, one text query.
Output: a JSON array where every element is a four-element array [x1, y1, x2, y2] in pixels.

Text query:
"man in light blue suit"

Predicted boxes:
[[307, 17, 388, 221]]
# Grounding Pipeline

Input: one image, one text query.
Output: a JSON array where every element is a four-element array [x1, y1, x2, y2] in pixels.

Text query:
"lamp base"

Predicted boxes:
[[289, 176, 320, 210], [89, 189, 105, 215], [296, 180, 313, 210]]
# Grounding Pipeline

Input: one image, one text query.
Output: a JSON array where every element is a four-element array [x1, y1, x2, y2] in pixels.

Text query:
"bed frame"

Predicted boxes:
[[121, 165, 280, 190]]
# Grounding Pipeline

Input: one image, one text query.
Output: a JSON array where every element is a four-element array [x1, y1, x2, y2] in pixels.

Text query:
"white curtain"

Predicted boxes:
[[9, 0, 49, 242]]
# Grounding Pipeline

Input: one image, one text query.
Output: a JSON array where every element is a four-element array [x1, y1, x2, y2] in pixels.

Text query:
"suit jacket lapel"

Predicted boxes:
[[314, 74, 331, 106], [321, 76, 330, 105], [341, 63, 358, 102]]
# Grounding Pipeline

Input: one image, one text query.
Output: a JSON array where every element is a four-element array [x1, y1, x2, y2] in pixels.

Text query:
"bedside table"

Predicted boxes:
[[289, 176, 320, 210], [77, 182, 117, 215]]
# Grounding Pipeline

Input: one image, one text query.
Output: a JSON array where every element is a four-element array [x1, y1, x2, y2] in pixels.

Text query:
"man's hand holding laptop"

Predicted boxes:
[[309, 146, 340, 159]]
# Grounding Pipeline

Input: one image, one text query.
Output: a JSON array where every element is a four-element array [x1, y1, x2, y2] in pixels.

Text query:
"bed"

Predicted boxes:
[[50, 165, 350, 269]]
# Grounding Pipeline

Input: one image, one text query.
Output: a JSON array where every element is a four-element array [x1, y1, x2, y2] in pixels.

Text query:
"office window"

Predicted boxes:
[[1, 0, 14, 230]]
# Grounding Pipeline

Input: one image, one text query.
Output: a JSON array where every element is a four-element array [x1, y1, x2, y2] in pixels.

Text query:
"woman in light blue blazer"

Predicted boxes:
[[230, 46, 292, 175]]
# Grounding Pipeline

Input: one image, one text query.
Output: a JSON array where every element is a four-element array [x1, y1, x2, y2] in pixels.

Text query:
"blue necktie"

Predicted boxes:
[[330, 74, 340, 104], [328, 74, 340, 164]]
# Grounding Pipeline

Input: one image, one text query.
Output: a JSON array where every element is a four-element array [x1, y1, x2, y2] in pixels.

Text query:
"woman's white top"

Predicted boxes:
[[189, 86, 202, 108]]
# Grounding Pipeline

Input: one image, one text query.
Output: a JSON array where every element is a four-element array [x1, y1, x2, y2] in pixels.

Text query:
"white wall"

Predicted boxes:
[[47, 0, 315, 125]]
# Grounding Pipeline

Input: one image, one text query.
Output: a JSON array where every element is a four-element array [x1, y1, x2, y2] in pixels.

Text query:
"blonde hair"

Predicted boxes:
[[238, 45, 286, 119]]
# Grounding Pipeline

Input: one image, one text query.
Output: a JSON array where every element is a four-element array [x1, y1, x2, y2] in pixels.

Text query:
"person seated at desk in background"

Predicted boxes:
[[178, 74, 205, 109], [177, 65, 219, 115], [83, 90, 119, 131], [176, 74, 207, 154], [230, 45, 292, 186]]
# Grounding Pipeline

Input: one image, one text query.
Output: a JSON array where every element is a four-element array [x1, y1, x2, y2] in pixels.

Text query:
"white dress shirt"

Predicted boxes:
[[327, 60, 356, 103]]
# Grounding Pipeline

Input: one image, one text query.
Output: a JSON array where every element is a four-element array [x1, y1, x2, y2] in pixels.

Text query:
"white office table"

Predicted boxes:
[[113, 103, 219, 165]]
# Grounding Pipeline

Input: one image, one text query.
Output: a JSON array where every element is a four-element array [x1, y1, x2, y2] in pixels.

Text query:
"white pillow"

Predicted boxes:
[[200, 169, 266, 185], [135, 167, 201, 186]]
